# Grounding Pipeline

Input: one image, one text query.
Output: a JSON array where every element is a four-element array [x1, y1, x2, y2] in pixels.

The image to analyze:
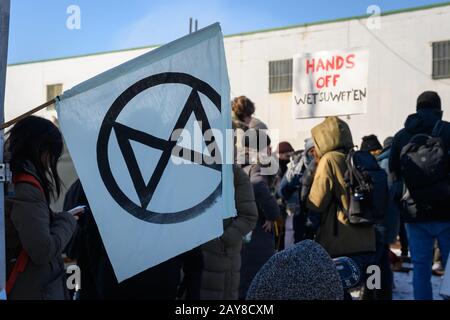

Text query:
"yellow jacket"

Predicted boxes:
[[307, 117, 376, 257]]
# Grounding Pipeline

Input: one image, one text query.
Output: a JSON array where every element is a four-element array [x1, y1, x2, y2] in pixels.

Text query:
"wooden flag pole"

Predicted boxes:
[[0, 99, 55, 131]]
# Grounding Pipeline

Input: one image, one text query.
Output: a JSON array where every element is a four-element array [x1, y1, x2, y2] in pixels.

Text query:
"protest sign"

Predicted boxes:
[[293, 48, 369, 119]]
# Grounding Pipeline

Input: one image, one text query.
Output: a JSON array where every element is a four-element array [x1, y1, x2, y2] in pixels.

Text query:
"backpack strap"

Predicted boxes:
[[5, 250, 29, 295], [333, 195, 343, 237], [6, 173, 45, 296], [431, 120, 444, 137], [12, 173, 45, 195]]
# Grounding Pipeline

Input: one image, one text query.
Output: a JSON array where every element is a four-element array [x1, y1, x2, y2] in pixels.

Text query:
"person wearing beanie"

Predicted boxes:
[[276, 141, 294, 177], [246, 240, 344, 300], [277, 138, 317, 247], [277, 141, 294, 155], [360, 134, 383, 155], [239, 129, 281, 299], [383, 136, 394, 150], [359, 134, 400, 300], [389, 90, 443, 181], [416, 91, 441, 110], [389, 90, 450, 300], [272, 141, 295, 252]]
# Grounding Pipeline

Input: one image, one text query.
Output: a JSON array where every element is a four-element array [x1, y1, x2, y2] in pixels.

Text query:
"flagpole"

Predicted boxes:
[[0, 99, 55, 130], [0, 0, 11, 300]]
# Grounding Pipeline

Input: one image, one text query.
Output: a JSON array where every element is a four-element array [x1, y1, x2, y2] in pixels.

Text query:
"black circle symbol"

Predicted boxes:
[[97, 72, 223, 224]]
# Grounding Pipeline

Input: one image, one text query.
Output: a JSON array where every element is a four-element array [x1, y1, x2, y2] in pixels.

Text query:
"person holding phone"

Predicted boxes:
[[4, 116, 82, 300]]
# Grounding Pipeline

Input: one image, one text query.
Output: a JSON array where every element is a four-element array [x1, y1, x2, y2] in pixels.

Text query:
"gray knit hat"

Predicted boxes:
[[304, 138, 314, 152], [246, 240, 344, 300]]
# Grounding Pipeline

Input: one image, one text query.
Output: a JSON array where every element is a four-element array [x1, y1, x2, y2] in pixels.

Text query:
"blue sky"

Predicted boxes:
[[7, 0, 449, 64]]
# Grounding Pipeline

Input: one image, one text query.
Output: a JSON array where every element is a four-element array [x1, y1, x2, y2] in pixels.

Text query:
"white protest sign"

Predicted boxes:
[[57, 23, 236, 282], [292, 48, 369, 119]]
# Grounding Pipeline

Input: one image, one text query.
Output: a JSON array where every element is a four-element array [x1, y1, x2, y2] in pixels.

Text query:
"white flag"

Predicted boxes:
[[57, 23, 236, 282]]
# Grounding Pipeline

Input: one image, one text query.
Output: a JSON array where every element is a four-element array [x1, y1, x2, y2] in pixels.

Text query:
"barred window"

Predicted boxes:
[[432, 41, 450, 79], [46, 83, 63, 111], [269, 59, 293, 93]]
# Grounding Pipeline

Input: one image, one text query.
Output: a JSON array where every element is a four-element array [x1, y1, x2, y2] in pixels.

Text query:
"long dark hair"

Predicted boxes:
[[5, 116, 63, 203]]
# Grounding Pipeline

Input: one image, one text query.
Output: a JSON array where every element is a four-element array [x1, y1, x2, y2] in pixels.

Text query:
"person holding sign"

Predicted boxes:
[[4, 116, 80, 300]]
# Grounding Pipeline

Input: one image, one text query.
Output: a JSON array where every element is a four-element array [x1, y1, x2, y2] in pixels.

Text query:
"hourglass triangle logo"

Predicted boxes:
[[97, 73, 223, 224]]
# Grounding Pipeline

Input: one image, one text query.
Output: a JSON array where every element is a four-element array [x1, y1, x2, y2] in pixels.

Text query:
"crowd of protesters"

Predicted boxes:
[[3, 91, 450, 300]]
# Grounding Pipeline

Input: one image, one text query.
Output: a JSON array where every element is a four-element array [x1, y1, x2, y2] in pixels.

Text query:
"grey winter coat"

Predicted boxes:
[[239, 164, 280, 299], [5, 179, 77, 300], [200, 165, 258, 300]]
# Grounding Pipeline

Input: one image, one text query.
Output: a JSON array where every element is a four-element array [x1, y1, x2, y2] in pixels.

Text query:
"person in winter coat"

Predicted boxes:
[[277, 138, 316, 245], [270, 141, 295, 251], [4, 116, 79, 300], [360, 135, 383, 156], [384, 136, 409, 260], [239, 129, 281, 299], [64, 180, 203, 300], [275, 141, 295, 178], [389, 91, 450, 300], [360, 135, 399, 300], [306, 117, 376, 295], [200, 165, 258, 300], [376, 137, 400, 247], [231, 96, 268, 131]]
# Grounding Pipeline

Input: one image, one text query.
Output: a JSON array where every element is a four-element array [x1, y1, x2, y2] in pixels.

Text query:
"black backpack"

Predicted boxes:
[[343, 149, 388, 226], [400, 121, 450, 216]]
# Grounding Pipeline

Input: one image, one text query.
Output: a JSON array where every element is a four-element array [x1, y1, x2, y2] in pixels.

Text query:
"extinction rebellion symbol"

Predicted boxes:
[[97, 72, 223, 224]]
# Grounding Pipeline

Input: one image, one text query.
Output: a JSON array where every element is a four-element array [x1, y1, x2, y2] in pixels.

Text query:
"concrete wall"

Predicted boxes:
[[225, 4, 450, 149], [5, 4, 450, 151]]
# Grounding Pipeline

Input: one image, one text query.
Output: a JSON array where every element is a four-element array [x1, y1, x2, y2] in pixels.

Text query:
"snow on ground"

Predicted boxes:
[[390, 248, 444, 300], [350, 248, 445, 300], [392, 271, 444, 300], [351, 271, 444, 300]]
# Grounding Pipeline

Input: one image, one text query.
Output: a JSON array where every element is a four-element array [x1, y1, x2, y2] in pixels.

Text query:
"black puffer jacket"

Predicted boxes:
[[389, 109, 450, 223], [389, 109, 442, 179]]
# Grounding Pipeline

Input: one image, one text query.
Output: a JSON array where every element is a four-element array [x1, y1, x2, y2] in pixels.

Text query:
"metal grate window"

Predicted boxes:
[[269, 59, 293, 93], [432, 41, 450, 79], [46, 84, 63, 111]]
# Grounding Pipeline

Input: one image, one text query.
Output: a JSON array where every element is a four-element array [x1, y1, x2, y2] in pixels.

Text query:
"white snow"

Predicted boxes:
[[393, 271, 444, 300], [351, 248, 445, 300]]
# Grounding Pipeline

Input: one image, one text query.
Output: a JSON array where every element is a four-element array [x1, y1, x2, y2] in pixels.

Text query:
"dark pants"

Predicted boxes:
[[345, 253, 377, 300], [240, 223, 275, 299], [361, 245, 393, 300], [399, 217, 409, 256], [293, 211, 306, 243]]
